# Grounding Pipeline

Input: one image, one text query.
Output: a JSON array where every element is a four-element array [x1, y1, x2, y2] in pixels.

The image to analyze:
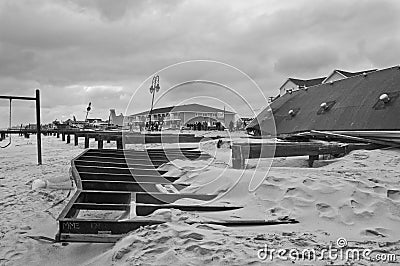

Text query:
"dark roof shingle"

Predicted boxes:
[[335, 69, 376, 77], [288, 77, 326, 87], [131, 103, 235, 116]]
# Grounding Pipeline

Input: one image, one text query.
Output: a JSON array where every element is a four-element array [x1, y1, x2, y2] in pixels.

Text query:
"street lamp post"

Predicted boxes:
[[149, 75, 160, 130]]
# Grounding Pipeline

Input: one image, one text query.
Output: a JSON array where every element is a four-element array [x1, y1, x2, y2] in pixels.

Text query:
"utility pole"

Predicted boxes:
[[85, 102, 91, 121], [149, 75, 160, 130], [223, 105, 226, 128], [36, 89, 42, 165]]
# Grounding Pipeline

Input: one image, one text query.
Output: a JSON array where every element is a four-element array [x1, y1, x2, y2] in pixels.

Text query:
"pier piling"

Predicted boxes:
[[84, 136, 89, 149], [97, 136, 103, 149]]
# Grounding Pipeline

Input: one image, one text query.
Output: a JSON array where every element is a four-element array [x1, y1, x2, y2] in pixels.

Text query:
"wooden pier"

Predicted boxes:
[[0, 129, 213, 149], [56, 148, 241, 243], [231, 141, 379, 169]]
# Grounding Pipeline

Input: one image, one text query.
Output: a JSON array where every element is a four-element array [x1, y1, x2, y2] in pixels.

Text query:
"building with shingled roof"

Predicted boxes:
[[117, 103, 236, 129]]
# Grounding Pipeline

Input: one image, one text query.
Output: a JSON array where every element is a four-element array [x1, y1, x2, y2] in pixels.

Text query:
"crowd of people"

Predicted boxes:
[[133, 119, 248, 132]]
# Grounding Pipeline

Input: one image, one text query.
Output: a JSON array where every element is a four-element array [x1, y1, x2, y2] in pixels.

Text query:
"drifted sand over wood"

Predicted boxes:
[[0, 134, 399, 265]]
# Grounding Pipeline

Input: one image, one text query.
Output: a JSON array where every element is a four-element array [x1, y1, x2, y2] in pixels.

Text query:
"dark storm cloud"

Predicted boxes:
[[0, 0, 399, 125], [274, 47, 339, 77]]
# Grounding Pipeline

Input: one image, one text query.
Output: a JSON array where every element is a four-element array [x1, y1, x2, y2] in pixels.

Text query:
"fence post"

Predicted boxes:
[[74, 133, 79, 146], [84, 136, 89, 149], [97, 136, 103, 149], [116, 138, 123, 149], [35, 89, 42, 165], [232, 145, 244, 169]]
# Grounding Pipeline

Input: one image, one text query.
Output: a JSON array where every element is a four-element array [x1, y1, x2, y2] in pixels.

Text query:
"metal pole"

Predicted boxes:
[[148, 75, 160, 131], [224, 105, 226, 129], [149, 90, 155, 128], [36, 89, 42, 165]]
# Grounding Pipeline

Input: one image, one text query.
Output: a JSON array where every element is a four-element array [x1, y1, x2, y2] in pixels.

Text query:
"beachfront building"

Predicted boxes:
[[109, 109, 124, 126], [322, 69, 376, 83], [277, 69, 378, 97], [126, 103, 236, 130], [248, 65, 400, 136], [278, 77, 326, 96]]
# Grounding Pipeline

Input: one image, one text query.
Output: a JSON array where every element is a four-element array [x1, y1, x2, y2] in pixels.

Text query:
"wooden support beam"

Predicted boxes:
[[72, 203, 130, 211], [77, 191, 131, 204], [116, 139, 123, 149], [74, 134, 79, 146], [232, 145, 244, 169], [135, 204, 242, 216], [67, 134, 71, 144], [57, 219, 165, 235], [74, 159, 158, 169], [76, 165, 166, 175], [97, 136, 103, 149], [62, 133, 65, 141], [308, 154, 319, 167], [78, 172, 177, 183], [135, 192, 217, 204], [80, 180, 187, 192], [0, 90, 42, 164], [84, 136, 89, 148], [231, 141, 377, 169]]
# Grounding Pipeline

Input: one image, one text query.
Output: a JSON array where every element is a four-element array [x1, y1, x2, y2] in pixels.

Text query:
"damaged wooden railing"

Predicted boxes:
[[56, 148, 241, 243], [232, 141, 379, 169]]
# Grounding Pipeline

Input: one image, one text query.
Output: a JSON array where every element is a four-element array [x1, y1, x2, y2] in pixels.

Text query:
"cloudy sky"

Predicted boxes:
[[0, 0, 399, 126]]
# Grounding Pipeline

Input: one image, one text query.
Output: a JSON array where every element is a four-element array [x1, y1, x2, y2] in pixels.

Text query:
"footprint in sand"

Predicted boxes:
[[112, 247, 131, 261], [265, 206, 291, 219], [338, 205, 355, 225], [185, 244, 213, 256], [179, 232, 204, 241], [155, 250, 183, 265], [350, 199, 364, 209], [254, 184, 285, 201], [4, 250, 23, 262], [354, 162, 367, 167], [142, 246, 170, 256], [315, 203, 336, 218], [387, 189, 400, 201], [387, 201, 400, 219], [348, 180, 374, 191], [195, 224, 219, 231], [285, 187, 314, 201], [361, 228, 387, 237], [351, 190, 374, 205], [266, 175, 286, 184], [352, 152, 369, 160], [302, 178, 316, 187], [373, 185, 386, 194], [384, 157, 400, 167]]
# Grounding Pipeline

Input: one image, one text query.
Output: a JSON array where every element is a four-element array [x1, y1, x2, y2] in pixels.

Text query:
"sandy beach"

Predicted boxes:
[[2, 0, 400, 265], [0, 135, 399, 265]]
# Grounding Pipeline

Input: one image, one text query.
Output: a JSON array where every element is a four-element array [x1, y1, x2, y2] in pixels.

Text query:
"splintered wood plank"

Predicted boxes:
[[135, 204, 242, 216], [135, 192, 217, 204]]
